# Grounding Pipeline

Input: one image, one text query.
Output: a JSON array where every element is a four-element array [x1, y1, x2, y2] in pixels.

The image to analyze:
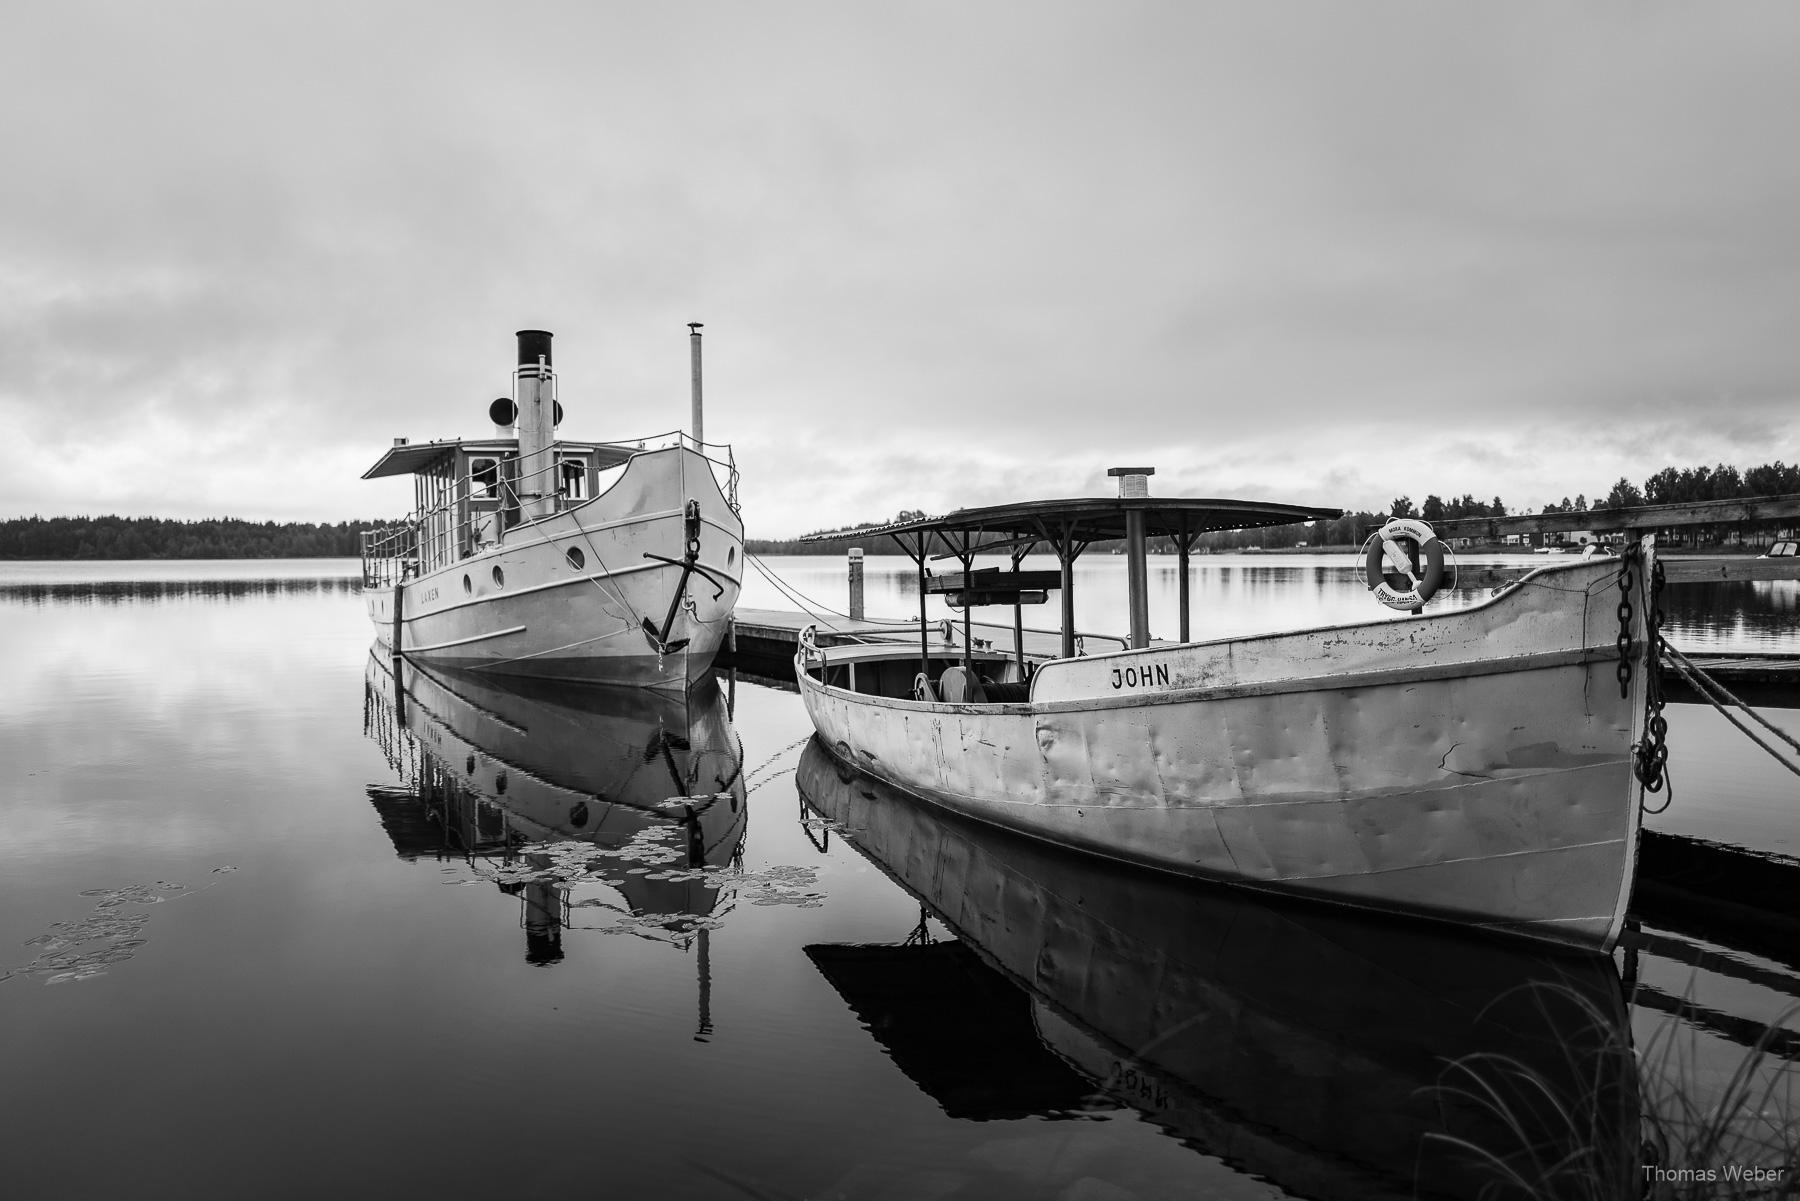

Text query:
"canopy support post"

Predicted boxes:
[[1126, 506, 1149, 649], [956, 532, 974, 670], [1177, 514, 1192, 644], [1011, 545, 1026, 678], [916, 532, 931, 681], [1058, 520, 1080, 660], [891, 530, 931, 685]]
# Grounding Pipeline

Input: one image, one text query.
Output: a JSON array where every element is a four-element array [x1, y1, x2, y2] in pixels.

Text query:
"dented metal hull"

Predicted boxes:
[[367, 445, 742, 690], [797, 549, 1654, 950]]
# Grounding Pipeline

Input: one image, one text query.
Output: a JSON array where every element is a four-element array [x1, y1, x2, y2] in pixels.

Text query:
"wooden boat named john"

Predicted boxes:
[[361, 327, 743, 689], [794, 468, 1659, 951]]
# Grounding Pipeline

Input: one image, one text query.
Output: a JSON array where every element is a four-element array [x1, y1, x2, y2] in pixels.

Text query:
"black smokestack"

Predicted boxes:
[[516, 329, 553, 367]]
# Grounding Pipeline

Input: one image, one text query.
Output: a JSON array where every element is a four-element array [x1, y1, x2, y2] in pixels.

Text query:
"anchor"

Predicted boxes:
[[641, 500, 731, 656]]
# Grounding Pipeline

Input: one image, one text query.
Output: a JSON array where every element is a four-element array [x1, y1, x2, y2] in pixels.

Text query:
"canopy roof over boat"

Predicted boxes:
[[362, 437, 636, 479], [805, 477, 1343, 669], [828, 495, 1342, 549]]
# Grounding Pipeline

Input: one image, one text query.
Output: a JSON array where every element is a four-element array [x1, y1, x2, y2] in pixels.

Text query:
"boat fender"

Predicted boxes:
[[1364, 517, 1446, 611]]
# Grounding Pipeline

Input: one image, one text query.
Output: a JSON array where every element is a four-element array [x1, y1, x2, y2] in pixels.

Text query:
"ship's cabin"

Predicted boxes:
[[360, 436, 637, 582]]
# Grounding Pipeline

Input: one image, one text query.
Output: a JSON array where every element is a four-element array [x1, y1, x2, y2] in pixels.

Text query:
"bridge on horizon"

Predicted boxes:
[[1431, 492, 1800, 543]]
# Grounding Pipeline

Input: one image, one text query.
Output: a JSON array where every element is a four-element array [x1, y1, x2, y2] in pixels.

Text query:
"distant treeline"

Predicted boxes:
[[0, 516, 399, 560], [21, 458, 1800, 561], [1393, 459, 1800, 522], [746, 510, 931, 555]]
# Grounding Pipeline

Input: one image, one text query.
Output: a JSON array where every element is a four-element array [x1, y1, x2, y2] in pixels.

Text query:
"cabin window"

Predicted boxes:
[[560, 457, 588, 501], [470, 458, 500, 500]]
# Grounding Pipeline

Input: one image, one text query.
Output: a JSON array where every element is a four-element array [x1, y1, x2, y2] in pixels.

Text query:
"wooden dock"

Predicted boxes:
[[1662, 651, 1800, 705], [1633, 830, 1800, 970], [725, 607, 1093, 682]]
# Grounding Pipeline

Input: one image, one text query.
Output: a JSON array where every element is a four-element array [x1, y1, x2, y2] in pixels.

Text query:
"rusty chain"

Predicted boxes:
[[1632, 552, 1671, 808], [1616, 549, 1635, 698]]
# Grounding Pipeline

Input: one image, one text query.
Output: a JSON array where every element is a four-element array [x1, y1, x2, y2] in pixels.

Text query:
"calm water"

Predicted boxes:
[[2, 556, 1796, 1199]]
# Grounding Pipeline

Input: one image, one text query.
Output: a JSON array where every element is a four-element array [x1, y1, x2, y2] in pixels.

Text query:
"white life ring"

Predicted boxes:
[[1364, 518, 1447, 611]]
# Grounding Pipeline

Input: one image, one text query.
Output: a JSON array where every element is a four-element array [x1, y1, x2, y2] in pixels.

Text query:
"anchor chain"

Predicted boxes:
[[641, 500, 730, 657], [1624, 549, 1671, 807], [1615, 550, 1635, 699]]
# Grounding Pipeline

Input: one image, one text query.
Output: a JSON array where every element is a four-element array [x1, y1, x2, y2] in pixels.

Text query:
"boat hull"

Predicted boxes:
[[367, 445, 741, 690], [798, 550, 1654, 950]]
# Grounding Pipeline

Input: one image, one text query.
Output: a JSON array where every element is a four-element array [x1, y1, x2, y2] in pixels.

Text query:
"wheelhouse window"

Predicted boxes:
[[560, 457, 588, 501], [470, 458, 500, 500]]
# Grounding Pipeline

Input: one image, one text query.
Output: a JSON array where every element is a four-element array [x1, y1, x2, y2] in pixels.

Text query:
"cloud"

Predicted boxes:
[[4, 1, 1800, 534]]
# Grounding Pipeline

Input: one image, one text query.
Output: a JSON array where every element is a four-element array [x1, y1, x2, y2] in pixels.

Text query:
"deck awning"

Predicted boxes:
[[361, 439, 464, 479], [806, 492, 1343, 665], [809, 495, 1343, 549], [362, 438, 638, 479]]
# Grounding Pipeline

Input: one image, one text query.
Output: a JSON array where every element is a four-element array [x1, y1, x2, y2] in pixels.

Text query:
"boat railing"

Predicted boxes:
[[812, 615, 1128, 658], [359, 434, 740, 584], [360, 523, 419, 589], [607, 429, 740, 514]]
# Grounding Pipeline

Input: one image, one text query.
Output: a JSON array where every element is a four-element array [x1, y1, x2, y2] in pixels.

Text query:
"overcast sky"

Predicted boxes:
[[5, 1, 1799, 536]]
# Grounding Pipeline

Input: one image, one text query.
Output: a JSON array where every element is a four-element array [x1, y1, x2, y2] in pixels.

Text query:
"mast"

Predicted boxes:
[[688, 322, 705, 447]]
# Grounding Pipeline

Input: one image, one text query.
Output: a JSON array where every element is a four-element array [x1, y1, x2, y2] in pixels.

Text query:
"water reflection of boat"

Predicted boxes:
[[1750, 577, 1800, 609], [796, 740, 1637, 1201], [363, 649, 747, 965]]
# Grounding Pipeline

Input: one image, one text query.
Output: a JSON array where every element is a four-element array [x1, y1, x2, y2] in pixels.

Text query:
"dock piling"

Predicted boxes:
[[848, 547, 865, 620]]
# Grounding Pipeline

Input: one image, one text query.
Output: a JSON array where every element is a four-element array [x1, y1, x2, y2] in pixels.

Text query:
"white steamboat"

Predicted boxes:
[[361, 327, 742, 689]]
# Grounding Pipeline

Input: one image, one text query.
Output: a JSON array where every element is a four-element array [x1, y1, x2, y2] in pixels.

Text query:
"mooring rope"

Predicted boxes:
[[741, 733, 815, 796], [1660, 642, 1800, 782], [574, 526, 648, 628], [746, 553, 844, 631], [744, 553, 919, 648]]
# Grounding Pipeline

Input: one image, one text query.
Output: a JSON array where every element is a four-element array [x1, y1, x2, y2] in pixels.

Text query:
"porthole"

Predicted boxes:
[[495, 771, 507, 794], [726, 546, 736, 566], [462, 574, 472, 594], [492, 565, 505, 588], [566, 546, 585, 571]]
